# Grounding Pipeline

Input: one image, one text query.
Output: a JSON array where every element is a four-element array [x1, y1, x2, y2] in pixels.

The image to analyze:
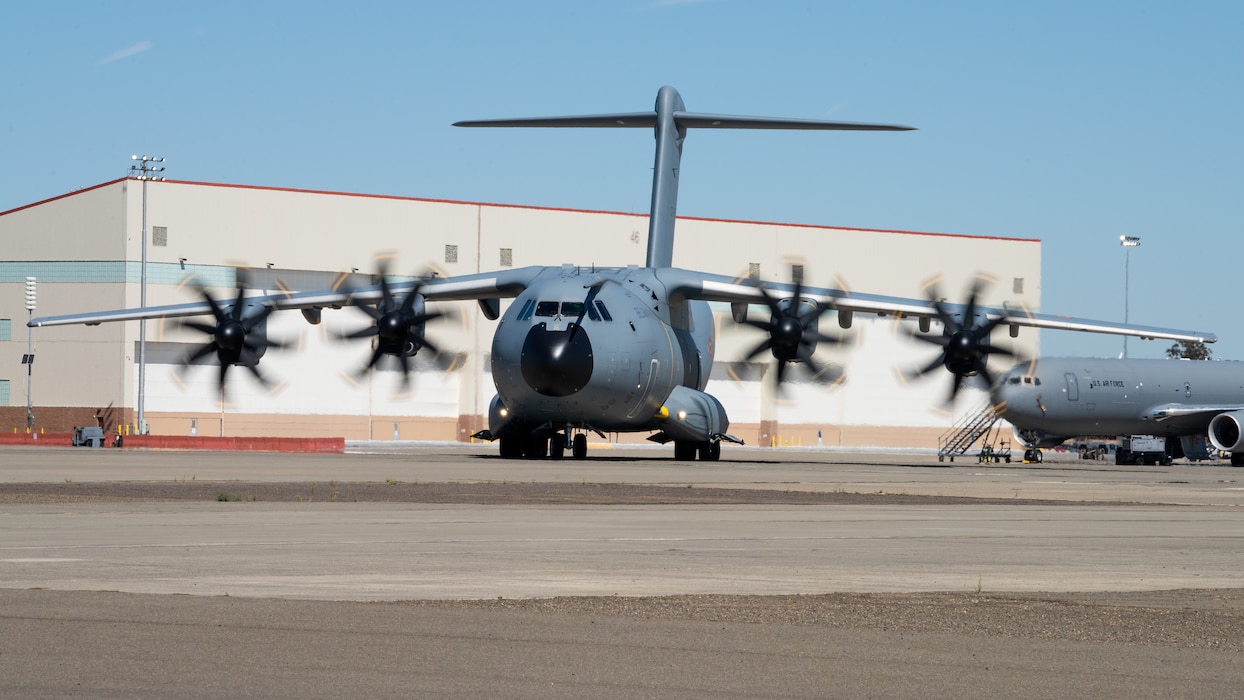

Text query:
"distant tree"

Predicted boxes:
[[1166, 340, 1213, 360]]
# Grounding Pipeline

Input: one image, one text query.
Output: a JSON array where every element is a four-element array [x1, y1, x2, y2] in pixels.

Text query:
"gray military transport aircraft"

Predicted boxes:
[[995, 357, 1244, 465], [29, 86, 1218, 460]]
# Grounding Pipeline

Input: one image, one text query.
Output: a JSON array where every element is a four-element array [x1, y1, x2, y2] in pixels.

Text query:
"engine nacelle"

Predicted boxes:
[[1208, 410, 1244, 452]]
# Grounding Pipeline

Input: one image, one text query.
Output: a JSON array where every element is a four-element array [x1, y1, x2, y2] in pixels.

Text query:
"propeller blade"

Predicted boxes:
[[217, 360, 230, 391], [909, 331, 950, 348], [398, 281, 422, 315], [808, 331, 843, 346], [397, 352, 412, 390], [741, 319, 776, 333], [183, 321, 218, 336], [905, 275, 1025, 403], [743, 337, 774, 363], [408, 331, 440, 356], [230, 287, 246, 322], [338, 261, 441, 394], [178, 285, 280, 394], [737, 273, 849, 392], [906, 353, 946, 381], [796, 345, 823, 377], [948, 372, 968, 403], [775, 358, 790, 386], [241, 304, 275, 332], [341, 327, 380, 341], [199, 287, 226, 322], [355, 303, 384, 322], [184, 342, 219, 366]]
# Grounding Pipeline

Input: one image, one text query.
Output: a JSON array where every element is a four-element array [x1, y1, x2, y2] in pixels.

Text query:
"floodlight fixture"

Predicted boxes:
[[1120, 235, 1141, 356], [128, 155, 167, 434]]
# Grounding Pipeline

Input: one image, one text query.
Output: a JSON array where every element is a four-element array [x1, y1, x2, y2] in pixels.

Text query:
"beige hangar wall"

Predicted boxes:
[[0, 179, 1042, 447]]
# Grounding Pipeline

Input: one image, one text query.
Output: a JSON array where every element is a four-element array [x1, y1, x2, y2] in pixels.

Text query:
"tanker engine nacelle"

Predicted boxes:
[[1207, 410, 1244, 452]]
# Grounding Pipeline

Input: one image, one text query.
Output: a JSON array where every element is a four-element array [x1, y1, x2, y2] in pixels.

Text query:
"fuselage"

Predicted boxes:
[[489, 265, 715, 434], [994, 357, 1244, 442]]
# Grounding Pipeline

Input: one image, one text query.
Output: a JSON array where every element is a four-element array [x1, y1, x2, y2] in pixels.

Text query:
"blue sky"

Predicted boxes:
[[3, 1, 1240, 359]]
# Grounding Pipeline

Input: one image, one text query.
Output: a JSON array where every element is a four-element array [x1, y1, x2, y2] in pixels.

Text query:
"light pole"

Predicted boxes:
[[1120, 235, 1141, 358], [23, 277, 36, 430], [130, 155, 165, 434]]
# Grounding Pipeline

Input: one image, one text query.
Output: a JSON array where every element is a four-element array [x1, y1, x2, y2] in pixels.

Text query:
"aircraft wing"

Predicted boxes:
[[27, 267, 543, 328], [662, 269, 1218, 344], [1146, 403, 1244, 422]]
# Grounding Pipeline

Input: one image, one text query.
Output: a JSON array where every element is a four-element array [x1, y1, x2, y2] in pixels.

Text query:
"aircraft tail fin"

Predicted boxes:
[[455, 87, 914, 269]]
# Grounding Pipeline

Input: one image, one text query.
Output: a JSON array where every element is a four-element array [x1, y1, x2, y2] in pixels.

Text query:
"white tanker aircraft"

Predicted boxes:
[[29, 86, 1217, 460]]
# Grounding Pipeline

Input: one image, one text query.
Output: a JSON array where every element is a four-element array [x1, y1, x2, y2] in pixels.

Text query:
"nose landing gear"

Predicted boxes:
[[549, 432, 588, 460]]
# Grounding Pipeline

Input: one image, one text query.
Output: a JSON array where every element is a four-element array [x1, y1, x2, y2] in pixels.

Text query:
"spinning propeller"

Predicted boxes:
[[338, 264, 443, 388], [905, 277, 1020, 402], [180, 286, 283, 391], [740, 278, 845, 388]]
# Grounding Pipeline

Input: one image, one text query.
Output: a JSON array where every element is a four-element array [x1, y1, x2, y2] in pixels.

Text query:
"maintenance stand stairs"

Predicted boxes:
[[938, 400, 1006, 462]]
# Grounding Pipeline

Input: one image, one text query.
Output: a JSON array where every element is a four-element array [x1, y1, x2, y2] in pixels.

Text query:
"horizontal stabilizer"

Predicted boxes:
[[674, 112, 914, 131], [454, 112, 658, 128], [455, 112, 914, 132], [454, 86, 916, 269]]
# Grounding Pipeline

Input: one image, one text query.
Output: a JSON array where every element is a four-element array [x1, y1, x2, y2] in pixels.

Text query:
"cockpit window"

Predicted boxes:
[[595, 300, 613, 321], [585, 300, 613, 322], [527, 300, 612, 321], [516, 299, 536, 321]]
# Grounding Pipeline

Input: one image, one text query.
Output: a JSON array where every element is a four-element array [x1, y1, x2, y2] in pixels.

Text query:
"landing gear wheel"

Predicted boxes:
[[522, 437, 547, 459], [673, 441, 697, 461], [572, 433, 588, 459], [499, 437, 523, 459], [550, 433, 566, 460], [698, 441, 721, 461]]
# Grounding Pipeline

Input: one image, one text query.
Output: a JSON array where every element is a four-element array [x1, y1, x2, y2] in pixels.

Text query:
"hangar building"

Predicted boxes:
[[0, 178, 1041, 448]]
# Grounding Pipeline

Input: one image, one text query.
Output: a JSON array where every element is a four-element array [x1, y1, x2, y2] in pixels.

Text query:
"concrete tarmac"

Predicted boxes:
[[2, 444, 1243, 698]]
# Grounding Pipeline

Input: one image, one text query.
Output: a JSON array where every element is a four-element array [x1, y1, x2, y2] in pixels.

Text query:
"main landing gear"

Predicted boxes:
[[673, 440, 721, 461], [497, 433, 723, 461], [549, 432, 587, 460], [499, 431, 589, 460]]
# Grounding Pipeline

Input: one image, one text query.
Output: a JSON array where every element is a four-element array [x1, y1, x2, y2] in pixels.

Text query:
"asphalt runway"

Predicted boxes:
[[3, 444, 1243, 697]]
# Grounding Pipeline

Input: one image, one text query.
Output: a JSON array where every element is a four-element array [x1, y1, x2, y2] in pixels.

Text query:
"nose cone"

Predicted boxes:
[[521, 323, 594, 397], [991, 369, 1033, 417]]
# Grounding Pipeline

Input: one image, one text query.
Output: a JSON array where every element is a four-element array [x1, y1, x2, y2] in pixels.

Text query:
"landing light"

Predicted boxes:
[[499, 407, 508, 417], [677, 410, 687, 420]]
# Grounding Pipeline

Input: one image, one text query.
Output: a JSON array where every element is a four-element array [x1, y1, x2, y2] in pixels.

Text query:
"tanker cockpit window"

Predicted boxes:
[[535, 301, 560, 317], [560, 301, 584, 317]]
